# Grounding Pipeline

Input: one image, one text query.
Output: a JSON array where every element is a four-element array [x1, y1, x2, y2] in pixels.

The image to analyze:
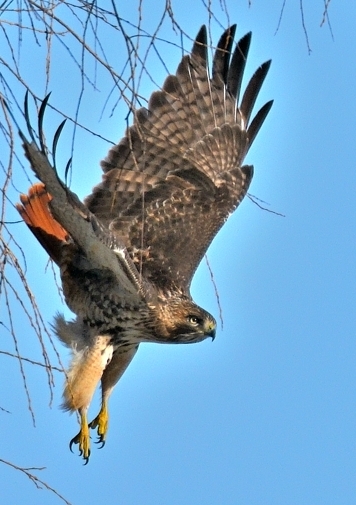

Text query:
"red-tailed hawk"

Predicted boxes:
[[16, 25, 272, 462]]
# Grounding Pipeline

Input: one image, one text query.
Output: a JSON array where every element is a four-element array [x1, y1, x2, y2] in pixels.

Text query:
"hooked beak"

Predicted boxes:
[[205, 321, 216, 341]]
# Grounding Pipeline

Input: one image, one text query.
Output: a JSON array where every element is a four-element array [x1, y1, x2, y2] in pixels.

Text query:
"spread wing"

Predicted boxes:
[[85, 25, 273, 291]]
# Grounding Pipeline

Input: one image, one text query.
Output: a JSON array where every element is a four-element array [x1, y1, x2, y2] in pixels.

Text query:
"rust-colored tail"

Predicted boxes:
[[16, 183, 69, 264]]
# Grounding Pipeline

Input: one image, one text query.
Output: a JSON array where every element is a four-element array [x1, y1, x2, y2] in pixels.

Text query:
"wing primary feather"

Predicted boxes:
[[191, 25, 208, 61], [212, 25, 237, 84], [247, 99, 274, 148], [52, 119, 66, 173], [38, 93, 52, 155], [240, 60, 272, 126], [64, 157, 73, 183], [227, 32, 251, 101]]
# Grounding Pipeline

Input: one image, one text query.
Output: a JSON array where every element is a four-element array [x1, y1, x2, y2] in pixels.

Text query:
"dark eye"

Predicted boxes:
[[187, 315, 200, 326]]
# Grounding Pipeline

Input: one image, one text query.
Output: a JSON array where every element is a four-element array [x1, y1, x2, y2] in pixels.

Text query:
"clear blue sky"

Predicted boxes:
[[1, 1, 356, 504]]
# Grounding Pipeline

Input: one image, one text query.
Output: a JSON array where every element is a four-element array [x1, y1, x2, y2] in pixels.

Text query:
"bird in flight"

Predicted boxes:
[[16, 25, 272, 463]]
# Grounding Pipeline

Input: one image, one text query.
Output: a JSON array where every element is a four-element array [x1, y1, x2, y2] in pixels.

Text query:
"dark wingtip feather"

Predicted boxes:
[[38, 93, 52, 155], [227, 32, 252, 101], [247, 99, 273, 148], [192, 25, 208, 61], [64, 156, 73, 183], [212, 25, 237, 83], [240, 60, 272, 126], [52, 119, 66, 173]]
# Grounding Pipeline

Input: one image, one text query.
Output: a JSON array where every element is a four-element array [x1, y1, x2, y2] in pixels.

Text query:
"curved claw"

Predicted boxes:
[[69, 422, 91, 464], [88, 403, 109, 449], [95, 436, 106, 449]]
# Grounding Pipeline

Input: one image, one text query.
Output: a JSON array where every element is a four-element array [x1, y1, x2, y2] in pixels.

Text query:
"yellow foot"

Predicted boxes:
[[69, 416, 91, 464], [89, 404, 109, 448]]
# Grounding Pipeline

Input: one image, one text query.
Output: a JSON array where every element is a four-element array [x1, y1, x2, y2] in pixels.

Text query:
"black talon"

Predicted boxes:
[[95, 436, 106, 449], [69, 433, 91, 463], [69, 434, 78, 453]]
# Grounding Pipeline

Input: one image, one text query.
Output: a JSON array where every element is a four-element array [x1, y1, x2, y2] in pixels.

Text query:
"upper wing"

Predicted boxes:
[[85, 25, 273, 291]]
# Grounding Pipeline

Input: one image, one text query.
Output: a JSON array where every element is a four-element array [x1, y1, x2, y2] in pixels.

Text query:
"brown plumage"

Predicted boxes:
[[16, 25, 272, 462]]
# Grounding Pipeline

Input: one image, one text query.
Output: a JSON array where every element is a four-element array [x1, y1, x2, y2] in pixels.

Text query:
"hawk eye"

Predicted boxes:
[[187, 315, 200, 326]]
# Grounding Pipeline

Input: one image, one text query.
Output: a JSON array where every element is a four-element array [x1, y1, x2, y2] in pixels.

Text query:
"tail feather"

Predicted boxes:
[[16, 182, 69, 264]]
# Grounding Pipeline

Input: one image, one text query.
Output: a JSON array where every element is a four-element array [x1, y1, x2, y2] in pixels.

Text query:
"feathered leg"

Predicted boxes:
[[59, 331, 114, 463], [89, 344, 139, 446]]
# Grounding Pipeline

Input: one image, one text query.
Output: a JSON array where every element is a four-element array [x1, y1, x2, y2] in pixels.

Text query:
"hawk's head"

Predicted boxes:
[[153, 295, 216, 344]]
